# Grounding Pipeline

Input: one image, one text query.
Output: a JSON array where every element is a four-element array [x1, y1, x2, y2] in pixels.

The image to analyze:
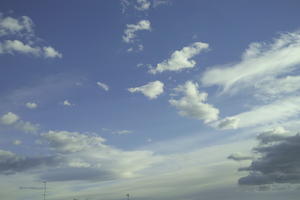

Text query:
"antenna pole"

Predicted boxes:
[[43, 181, 47, 200]]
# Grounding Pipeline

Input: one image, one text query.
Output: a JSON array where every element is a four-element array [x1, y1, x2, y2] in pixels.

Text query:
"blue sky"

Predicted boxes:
[[1, 0, 300, 200]]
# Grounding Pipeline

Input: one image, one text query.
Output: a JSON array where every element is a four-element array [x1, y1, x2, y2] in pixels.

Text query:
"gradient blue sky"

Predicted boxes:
[[1, 1, 300, 200]]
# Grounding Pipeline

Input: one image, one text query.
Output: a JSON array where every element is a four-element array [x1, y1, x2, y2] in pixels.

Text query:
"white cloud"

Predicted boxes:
[[43, 46, 62, 58], [128, 80, 164, 99], [0, 13, 62, 59], [15, 121, 39, 133], [122, 20, 151, 43], [113, 130, 133, 135], [42, 130, 106, 153], [25, 102, 37, 109], [40, 130, 164, 180], [149, 42, 209, 74], [201, 31, 300, 93], [96, 82, 109, 91], [169, 81, 219, 123], [216, 117, 240, 130], [0, 14, 33, 36], [255, 75, 300, 100], [63, 100, 73, 106], [0, 40, 40, 55], [135, 0, 151, 11], [1, 112, 19, 125], [13, 140, 22, 145], [215, 96, 300, 130]]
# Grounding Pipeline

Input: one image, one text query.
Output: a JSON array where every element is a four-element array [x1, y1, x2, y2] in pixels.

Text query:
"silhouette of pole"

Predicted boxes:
[[43, 181, 47, 200], [126, 193, 130, 200]]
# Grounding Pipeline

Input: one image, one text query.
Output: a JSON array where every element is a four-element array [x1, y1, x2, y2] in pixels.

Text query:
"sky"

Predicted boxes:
[[1, 0, 300, 200]]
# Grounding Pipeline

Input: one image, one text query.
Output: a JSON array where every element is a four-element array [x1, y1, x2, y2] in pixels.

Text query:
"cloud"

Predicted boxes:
[[254, 75, 300, 100], [0, 13, 62, 58], [0, 40, 40, 55], [128, 80, 164, 99], [1, 112, 19, 125], [39, 130, 163, 181], [113, 130, 133, 135], [169, 81, 219, 123], [96, 82, 109, 91], [13, 140, 22, 145], [214, 96, 300, 129], [201, 30, 300, 93], [42, 130, 106, 153], [135, 0, 151, 11], [0, 149, 61, 175], [238, 128, 300, 185], [122, 20, 151, 43], [227, 152, 253, 161], [217, 117, 240, 130], [0, 112, 39, 133], [0, 14, 33, 37], [25, 102, 37, 109], [43, 46, 62, 58], [63, 100, 73, 106], [149, 42, 209, 74], [15, 120, 39, 133]]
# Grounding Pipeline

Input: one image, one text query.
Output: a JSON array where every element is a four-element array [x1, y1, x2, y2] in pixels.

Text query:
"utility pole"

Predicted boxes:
[[43, 181, 47, 200]]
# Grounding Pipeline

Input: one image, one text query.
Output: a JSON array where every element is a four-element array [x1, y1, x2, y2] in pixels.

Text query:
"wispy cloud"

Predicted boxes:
[[96, 82, 109, 91], [123, 20, 151, 43]]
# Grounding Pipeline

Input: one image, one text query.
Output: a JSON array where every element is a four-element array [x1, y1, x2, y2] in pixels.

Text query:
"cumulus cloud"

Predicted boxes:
[[149, 42, 209, 74], [25, 102, 37, 109], [128, 80, 164, 99], [169, 81, 219, 123], [135, 0, 151, 10], [122, 20, 151, 43], [238, 128, 300, 185], [0, 112, 39, 133], [43, 46, 62, 58], [0, 40, 40, 56], [63, 100, 73, 106], [0, 13, 62, 58], [42, 130, 106, 153], [0, 14, 33, 37], [1, 112, 19, 125], [13, 140, 22, 145], [96, 82, 109, 91], [201, 30, 300, 93]]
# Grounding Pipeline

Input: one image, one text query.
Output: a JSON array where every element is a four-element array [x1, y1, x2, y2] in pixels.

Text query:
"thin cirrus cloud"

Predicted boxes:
[[122, 20, 151, 43], [0, 13, 62, 58], [215, 96, 300, 130], [201, 30, 300, 94], [96, 82, 109, 91], [128, 80, 164, 99], [149, 42, 209, 74], [169, 81, 219, 123]]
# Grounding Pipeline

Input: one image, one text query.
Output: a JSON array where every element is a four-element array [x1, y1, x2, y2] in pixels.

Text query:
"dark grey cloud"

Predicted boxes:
[[0, 150, 61, 175], [237, 131, 300, 185], [40, 167, 117, 182], [227, 153, 253, 161]]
